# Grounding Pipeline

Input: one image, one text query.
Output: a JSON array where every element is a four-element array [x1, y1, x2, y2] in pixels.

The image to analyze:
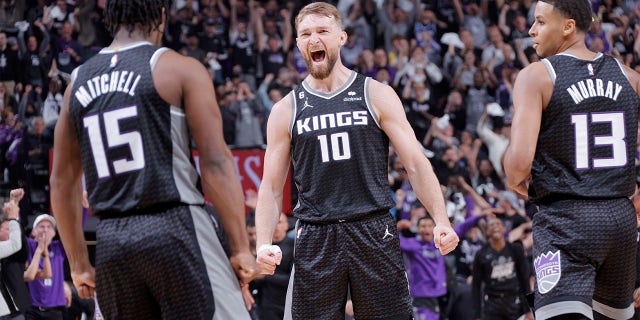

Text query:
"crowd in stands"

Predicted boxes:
[[2, 0, 640, 319]]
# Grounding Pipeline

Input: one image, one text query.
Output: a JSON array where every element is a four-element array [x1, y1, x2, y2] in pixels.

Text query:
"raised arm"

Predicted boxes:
[[370, 80, 459, 254], [255, 95, 293, 275], [0, 201, 22, 258], [280, 8, 293, 52]]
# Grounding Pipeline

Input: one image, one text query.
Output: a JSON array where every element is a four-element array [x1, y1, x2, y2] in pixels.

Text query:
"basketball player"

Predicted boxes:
[[503, 1, 640, 319], [254, 3, 459, 319], [50, 1, 257, 318]]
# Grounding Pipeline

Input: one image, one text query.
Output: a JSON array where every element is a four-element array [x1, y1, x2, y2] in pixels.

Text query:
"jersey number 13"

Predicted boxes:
[[571, 112, 627, 169]]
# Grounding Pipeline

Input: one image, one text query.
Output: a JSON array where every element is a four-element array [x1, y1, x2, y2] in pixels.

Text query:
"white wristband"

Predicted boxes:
[[258, 244, 282, 255]]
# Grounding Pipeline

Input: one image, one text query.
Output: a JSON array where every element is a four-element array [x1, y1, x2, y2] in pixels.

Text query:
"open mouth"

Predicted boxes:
[[311, 50, 326, 62]]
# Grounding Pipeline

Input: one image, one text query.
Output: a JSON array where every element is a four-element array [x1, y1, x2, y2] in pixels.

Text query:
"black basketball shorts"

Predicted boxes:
[[286, 212, 412, 320], [532, 198, 637, 320], [94, 205, 249, 319]]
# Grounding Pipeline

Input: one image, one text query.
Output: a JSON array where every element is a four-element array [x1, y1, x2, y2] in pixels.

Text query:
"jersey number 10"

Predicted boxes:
[[84, 106, 146, 178], [317, 132, 352, 162]]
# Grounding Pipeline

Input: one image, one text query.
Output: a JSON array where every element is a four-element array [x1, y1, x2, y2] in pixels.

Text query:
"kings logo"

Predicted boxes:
[[534, 250, 561, 294]]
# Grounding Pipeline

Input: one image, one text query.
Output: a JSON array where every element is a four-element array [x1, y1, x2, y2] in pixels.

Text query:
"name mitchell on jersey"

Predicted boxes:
[[74, 70, 142, 107]]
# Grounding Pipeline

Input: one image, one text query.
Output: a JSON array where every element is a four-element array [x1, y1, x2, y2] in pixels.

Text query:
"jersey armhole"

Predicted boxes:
[[288, 91, 296, 137], [541, 58, 556, 85], [150, 47, 170, 71], [70, 66, 81, 85], [612, 56, 629, 81], [364, 77, 382, 129]]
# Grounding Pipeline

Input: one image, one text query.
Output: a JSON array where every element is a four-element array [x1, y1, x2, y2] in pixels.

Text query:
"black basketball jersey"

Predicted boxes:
[[68, 42, 204, 218], [289, 71, 394, 222], [530, 53, 639, 203]]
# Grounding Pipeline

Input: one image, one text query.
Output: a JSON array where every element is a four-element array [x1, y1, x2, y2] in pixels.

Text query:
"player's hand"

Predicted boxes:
[[70, 265, 96, 299], [63, 282, 73, 307], [230, 252, 259, 285], [241, 283, 255, 311], [433, 225, 459, 255], [634, 287, 640, 308], [630, 186, 640, 226], [256, 244, 282, 275]]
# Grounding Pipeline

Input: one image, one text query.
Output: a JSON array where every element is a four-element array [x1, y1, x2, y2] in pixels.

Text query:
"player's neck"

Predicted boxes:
[[110, 28, 160, 49], [557, 37, 596, 60], [305, 64, 352, 93]]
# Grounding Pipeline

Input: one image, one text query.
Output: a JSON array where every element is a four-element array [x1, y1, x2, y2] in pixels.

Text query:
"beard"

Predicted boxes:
[[304, 48, 338, 80]]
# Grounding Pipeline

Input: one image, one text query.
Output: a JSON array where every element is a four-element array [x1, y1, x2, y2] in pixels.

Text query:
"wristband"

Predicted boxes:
[[257, 244, 282, 255]]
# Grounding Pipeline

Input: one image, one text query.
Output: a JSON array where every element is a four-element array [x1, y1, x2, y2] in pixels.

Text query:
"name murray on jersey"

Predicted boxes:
[[566, 78, 623, 105], [296, 110, 369, 135], [74, 70, 141, 107]]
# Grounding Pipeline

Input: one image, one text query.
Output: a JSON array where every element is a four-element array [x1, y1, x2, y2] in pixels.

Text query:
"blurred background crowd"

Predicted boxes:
[[2, 0, 640, 319]]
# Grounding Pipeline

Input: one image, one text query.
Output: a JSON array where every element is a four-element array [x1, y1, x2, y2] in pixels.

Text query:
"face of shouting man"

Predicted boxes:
[[295, 7, 346, 80]]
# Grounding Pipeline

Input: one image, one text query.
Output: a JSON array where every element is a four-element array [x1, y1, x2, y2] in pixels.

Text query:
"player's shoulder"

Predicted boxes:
[[271, 91, 294, 117], [619, 63, 640, 95], [154, 48, 210, 79], [515, 60, 552, 88], [365, 78, 399, 104]]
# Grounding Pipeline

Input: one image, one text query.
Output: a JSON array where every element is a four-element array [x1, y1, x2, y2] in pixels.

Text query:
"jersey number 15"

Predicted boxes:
[[83, 106, 145, 178]]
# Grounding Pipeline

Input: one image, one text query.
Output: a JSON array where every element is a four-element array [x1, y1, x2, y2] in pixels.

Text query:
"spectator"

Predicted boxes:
[[463, 69, 495, 135], [0, 31, 20, 97], [257, 26, 290, 81], [25, 214, 67, 320], [17, 20, 50, 90], [378, 0, 417, 54], [475, 105, 509, 176], [340, 26, 365, 69], [50, 22, 83, 77], [43, 0, 76, 36], [432, 146, 468, 186], [229, 0, 258, 87], [0, 0, 27, 30], [231, 81, 264, 148], [179, 32, 207, 65], [452, 0, 487, 49], [199, 17, 229, 84], [451, 48, 477, 92], [0, 189, 32, 320], [402, 78, 436, 142], [472, 217, 532, 320], [399, 214, 448, 320], [257, 73, 282, 117], [267, 67, 295, 99], [423, 116, 459, 159], [41, 79, 62, 138], [372, 48, 397, 84], [0, 193, 26, 319]]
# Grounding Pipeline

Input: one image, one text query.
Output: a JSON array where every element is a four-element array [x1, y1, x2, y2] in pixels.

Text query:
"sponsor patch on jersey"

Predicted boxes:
[[534, 250, 561, 294], [343, 91, 362, 101]]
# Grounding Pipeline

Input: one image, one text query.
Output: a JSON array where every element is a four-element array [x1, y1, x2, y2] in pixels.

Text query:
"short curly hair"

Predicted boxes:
[[539, 0, 593, 33], [104, 0, 165, 37]]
